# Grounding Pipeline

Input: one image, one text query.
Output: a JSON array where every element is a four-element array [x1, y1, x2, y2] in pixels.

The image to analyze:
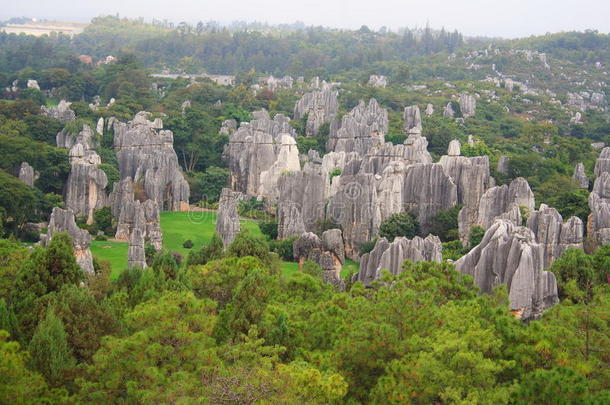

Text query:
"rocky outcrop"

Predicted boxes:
[[216, 188, 241, 247], [443, 102, 455, 118], [18, 162, 38, 187], [402, 163, 457, 234], [403, 105, 422, 135], [594, 147, 610, 177], [293, 230, 345, 287], [440, 143, 492, 243], [425, 103, 434, 116], [224, 111, 299, 199], [368, 75, 387, 88], [588, 172, 610, 247], [573, 163, 589, 189], [57, 124, 97, 150], [455, 219, 558, 319], [355, 235, 442, 285], [475, 177, 535, 230], [497, 156, 509, 175], [527, 204, 584, 268], [42, 207, 94, 273], [128, 226, 146, 269], [65, 149, 109, 224], [326, 99, 388, 155], [357, 134, 433, 174], [111, 177, 163, 250], [113, 112, 189, 211], [459, 93, 477, 117], [294, 89, 339, 136], [41, 100, 75, 123], [96, 117, 104, 135]]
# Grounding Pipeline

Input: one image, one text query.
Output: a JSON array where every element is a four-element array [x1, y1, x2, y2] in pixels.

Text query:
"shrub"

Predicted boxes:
[[183, 239, 194, 249], [270, 237, 297, 261], [302, 260, 322, 278], [259, 220, 278, 240], [379, 212, 419, 241], [359, 238, 378, 255], [94, 234, 108, 241]]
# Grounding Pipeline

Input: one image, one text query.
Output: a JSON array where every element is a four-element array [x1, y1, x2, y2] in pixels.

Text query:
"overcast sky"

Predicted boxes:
[[1, 0, 609, 38]]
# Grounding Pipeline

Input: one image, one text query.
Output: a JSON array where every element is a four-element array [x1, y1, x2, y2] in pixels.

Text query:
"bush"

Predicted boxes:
[[270, 237, 296, 261], [429, 205, 462, 242], [329, 168, 342, 180], [93, 207, 114, 236], [379, 212, 419, 242], [94, 234, 108, 241], [469, 226, 485, 247], [182, 239, 194, 249], [259, 220, 278, 240], [359, 238, 378, 255], [302, 260, 322, 278]]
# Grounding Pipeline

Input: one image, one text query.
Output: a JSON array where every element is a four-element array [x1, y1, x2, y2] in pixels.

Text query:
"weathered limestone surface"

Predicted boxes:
[[18, 162, 38, 187], [293, 230, 345, 287], [588, 172, 610, 247], [573, 162, 589, 189], [355, 235, 442, 285], [65, 150, 109, 224], [527, 204, 584, 268], [57, 124, 97, 150], [368, 75, 387, 88], [111, 177, 163, 250], [475, 177, 535, 230], [403, 105, 422, 135], [216, 188, 242, 247], [425, 103, 434, 116], [41, 100, 75, 123], [594, 147, 610, 177], [113, 112, 189, 211], [42, 207, 94, 273], [128, 226, 146, 269], [443, 102, 455, 118], [497, 156, 510, 175], [294, 89, 339, 136], [459, 93, 477, 117], [357, 134, 433, 174], [224, 111, 299, 198], [327, 99, 388, 155], [455, 219, 558, 319]]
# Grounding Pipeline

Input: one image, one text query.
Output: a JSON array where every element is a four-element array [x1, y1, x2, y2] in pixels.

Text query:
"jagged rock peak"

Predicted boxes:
[[588, 172, 610, 247], [293, 230, 345, 288], [459, 93, 477, 118], [594, 147, 610, 177], [41, 100, 75, 123], [327, 98, 388, 155], [573, 162, 589, 189], [293, 89, 339, 137], [65, 150, 108, 225], [447, 139, 461, 156], [455, 219, 558, 319], [42, 207, 94, 274], [113, 111, 189, 211], [18, 162, 38, 187], [497, 156, 510, 175], [425, 103, 434, 116], [443, 102, 455, 118], [355, 235, 442, 285], [57, 124, 97, 150], [476, 177, 535, 230], [527, 204, 583, 268], [216, 188, 242, 247], [403, 105, 422, 135]]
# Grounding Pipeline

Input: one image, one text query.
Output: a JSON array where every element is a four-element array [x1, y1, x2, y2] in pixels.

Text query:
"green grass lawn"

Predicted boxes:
[[91, 210, 359, 279], [90, 240, 128, 279]]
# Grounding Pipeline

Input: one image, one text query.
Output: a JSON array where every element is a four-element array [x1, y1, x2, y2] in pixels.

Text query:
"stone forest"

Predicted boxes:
[[0, 13, 608, 404]]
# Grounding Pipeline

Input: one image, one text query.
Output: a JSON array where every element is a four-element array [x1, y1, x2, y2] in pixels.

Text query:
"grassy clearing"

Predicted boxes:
[[91, 210, 359, 279], [90, 240, 128, 279]]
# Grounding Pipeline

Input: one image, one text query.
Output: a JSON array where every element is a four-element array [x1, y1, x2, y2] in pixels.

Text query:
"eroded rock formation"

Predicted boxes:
[[459, 93, 477, 117], [573, 162, 589, 189], [65, 149, 109, 224], [216, 188, 241, 247], [113, 112, 189, 211], [455, 219, 558, 319], [18, 162, 38, 187], [293, 89, 339, 136], [42, 207, 94, 273], [327, 99, 388, 155], [41, 100, 75, 123], [588, 172, 610, 247], [293, 230, 345, 287], [594, 147, 610, 177], [57, 124, 97, 150], [355, 235, 442, 285], [403, 105, 422, 135], [368, 75, 387, 88]]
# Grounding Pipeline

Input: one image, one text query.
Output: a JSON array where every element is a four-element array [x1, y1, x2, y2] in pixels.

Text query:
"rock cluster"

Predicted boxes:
[[527, 204, 584, 268], [113, 112, 189, 211], [403, 105, 422, 134], [41, 100, 75, 123], [474, 177, 534, 230], [326, 99, 388, 155], [216, 188, 242, 247], [443, 102, 455, 118], [42, 207, 94, 273], [458, 93, 477, 117], [368, 75, 387, 88], [18, 162, 38, 187], [56, 124, 97, 150], [224, 110, 300, 199], [293, 230, 345, 287], [455, 219, 558, 319], [65, 149, 109, 224], [588, 172, 610, 247], [293, 89, 339, 136], [355, 235, 442, 285], [594, 147, 610, 177], [573, 162, 589, 189]]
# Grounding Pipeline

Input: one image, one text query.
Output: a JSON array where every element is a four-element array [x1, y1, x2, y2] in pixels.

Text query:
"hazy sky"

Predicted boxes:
[[1, 0, 609, 38]]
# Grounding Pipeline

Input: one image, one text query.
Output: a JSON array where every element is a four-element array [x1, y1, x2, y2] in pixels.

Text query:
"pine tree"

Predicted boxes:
[[28, 309, 75, 386]]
